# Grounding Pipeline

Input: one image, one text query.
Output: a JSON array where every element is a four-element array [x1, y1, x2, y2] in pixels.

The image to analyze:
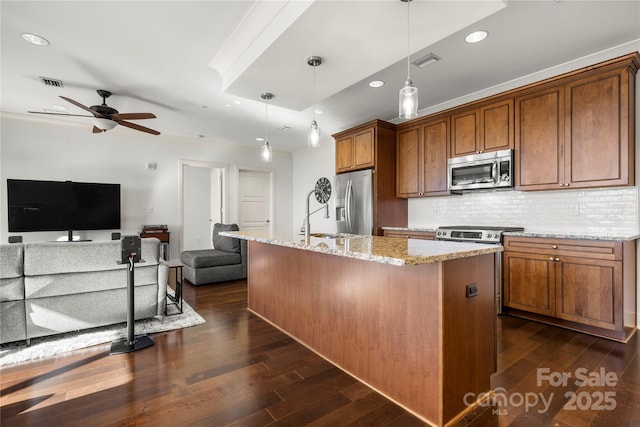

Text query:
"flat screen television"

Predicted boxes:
[[7, 179, 121, 236]]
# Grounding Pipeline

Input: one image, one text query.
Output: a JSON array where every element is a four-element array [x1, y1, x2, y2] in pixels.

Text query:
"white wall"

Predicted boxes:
[[0, 114, 293, 259], [292, 142, 336, 235]]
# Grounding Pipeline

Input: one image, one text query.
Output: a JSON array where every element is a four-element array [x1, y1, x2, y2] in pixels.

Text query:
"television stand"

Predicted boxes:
[[60, 230, 91, 242]]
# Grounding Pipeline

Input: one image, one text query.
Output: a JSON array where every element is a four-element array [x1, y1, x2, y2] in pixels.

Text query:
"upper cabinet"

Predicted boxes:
[[451, 99, 514, 157], [396, 116, 450, 198], [516, 54, 639, 190], [335, 125, 376, 173]]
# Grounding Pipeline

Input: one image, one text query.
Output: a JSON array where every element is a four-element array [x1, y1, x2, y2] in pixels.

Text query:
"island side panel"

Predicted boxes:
[[247, 241, 444, 425], [442, 254, 496, 424]]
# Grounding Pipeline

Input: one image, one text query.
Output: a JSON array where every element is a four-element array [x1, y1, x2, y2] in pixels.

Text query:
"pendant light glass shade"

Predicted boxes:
[[307, 56, 322, 148], [399, 0, 418, 119], [308, 120, 320, 147], [399, 78, 418, 119], [260, 92, 273, 162], [261, 141, 272, 162]]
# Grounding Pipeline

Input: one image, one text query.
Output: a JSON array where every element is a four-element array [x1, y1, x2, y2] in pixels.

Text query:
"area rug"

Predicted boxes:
[[0, 297, 205, 367]]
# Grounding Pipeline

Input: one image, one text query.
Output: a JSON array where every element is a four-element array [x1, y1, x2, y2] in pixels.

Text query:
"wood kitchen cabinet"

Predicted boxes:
[[383, 229, 436, 240], [451, 98, 514, 157], [332, 120, 407, 235], [396, 116, 449, 198], [334, 122, 380, 173], [515, 54, 639, 190], [503, 236, 636, 342]]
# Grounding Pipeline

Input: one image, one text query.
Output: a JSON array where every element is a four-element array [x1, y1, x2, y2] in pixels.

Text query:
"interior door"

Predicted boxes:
[[181, 161, 226, 252], [239, 170, 272, 232]]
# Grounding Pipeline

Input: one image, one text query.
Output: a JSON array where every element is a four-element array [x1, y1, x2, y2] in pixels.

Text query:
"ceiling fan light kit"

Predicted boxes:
[[29, 89, 160, 135]]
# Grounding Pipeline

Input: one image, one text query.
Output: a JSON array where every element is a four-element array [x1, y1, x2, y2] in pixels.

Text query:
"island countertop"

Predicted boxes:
[[221, 230, 501, 266]]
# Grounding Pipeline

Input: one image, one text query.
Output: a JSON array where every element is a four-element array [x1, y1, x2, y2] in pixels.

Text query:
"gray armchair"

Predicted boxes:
[[180, 223, 247, 286]]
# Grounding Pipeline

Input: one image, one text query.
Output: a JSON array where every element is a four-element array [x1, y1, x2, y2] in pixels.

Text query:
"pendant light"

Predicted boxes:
[[260, 92, 273, 162], [399, 0, 418, 119], [307, 56, 322, 148]]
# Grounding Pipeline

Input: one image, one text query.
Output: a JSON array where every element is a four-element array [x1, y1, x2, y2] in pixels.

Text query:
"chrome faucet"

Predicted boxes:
[[305, 189, 329, 239]]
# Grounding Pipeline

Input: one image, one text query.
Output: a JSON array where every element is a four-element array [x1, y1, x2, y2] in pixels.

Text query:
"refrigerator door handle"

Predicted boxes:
[[345, 179, 353, 233]]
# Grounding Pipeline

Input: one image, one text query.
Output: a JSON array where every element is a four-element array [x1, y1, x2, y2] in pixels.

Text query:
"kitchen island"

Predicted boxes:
[[221, 230, 501, 426]]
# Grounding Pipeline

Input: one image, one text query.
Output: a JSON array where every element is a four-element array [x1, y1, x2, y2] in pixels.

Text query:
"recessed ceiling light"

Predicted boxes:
[[234, 100, 241, 105], [369, 80, 385, 88], [20, 33, 49, 46], [256, 137, 264, 142], [465, 30, 488, 44], [314, 109, 324, 115], [225, 104, 232, 108], [278, 126, 291, 132]]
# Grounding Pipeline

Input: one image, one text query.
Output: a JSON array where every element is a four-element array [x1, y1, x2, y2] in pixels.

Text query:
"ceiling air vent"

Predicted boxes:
[[39, 76, 64, 88], [412, 53, 441, 69]]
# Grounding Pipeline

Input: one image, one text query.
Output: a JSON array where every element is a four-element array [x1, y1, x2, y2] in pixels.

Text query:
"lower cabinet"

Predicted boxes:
[[503, 236, 636, 342], [383, 229, 436, 240]]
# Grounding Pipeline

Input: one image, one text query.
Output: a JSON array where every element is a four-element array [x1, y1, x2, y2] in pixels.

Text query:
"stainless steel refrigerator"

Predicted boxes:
[[334, 169, 373, 235]]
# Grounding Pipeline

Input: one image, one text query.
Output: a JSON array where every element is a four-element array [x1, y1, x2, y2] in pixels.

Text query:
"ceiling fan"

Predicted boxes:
[[29, 89, 160, 135]]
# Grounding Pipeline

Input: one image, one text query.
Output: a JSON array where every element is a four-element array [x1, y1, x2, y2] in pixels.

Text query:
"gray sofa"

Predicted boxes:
[[0, 238, 168, 344], [180, 223, 247, 286]]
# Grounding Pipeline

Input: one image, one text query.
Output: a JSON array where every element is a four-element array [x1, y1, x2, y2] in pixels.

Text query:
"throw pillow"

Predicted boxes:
[[213, 223, 241, 253]]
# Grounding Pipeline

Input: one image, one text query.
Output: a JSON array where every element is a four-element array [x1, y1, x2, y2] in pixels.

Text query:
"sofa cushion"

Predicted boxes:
[[212, 223, 240, 253], [24, 239, 160, 276], [181, 249, 241, 269], [1, 243, 24, 279]]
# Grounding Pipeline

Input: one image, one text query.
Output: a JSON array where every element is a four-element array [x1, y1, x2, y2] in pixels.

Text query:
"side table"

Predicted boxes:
[[166, 259, 183, 315]]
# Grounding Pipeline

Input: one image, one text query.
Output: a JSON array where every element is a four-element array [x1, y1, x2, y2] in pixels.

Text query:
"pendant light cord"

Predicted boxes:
[[406, 0, 411, 80], [312, 65, 317, 122], [265, 97, 269, 143]]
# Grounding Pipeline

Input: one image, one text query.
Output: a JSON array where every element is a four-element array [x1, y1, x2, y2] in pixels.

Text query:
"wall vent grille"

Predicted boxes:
[[39, 77, 64, 87]]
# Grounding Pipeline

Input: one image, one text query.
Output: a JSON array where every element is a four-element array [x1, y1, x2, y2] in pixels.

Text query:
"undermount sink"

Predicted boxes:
[[309, 232, 364, 239]]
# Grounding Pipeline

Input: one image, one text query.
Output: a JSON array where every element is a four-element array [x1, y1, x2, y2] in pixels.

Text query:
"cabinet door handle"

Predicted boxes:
[[549, 257, 554, 261], [554, 257, 560, 262], [552, 245, 558, 249]]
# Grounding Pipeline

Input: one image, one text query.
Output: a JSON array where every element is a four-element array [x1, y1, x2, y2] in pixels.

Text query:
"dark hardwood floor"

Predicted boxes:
[[1, 280, 639, 426]]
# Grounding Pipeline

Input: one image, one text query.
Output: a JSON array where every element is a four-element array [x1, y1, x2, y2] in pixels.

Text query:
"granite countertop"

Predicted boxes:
[[221, 230, 501, 267], [504, 231, 640, 242], [384, 227, 639, 242], [381, 226, 437, 233]]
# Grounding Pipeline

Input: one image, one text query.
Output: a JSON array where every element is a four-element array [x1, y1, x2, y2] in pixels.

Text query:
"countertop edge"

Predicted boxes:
[[221, 231, 501, 266]]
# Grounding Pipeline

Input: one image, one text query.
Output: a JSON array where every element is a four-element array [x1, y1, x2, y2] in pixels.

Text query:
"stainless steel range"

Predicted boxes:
[[436, 225, 524, 314]]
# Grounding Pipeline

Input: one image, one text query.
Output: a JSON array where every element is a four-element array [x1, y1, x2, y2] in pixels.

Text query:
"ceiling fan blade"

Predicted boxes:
[[92, 126, 104, 134], [59, 96, 104, 117], [28, 111, 94, 117], [111, 112, 156, 120], [116, 119, 160, 135]]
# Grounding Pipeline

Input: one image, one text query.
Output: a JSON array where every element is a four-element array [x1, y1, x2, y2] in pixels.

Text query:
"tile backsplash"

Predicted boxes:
[[408, 187, 638, 237]]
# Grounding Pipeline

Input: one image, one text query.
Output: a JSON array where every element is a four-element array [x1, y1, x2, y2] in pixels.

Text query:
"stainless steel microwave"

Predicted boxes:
[[447, 149, 514, 191]]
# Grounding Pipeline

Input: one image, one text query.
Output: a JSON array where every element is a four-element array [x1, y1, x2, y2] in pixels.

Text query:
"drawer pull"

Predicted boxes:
[[552, 245, 558, 249]]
